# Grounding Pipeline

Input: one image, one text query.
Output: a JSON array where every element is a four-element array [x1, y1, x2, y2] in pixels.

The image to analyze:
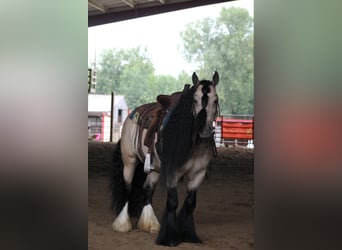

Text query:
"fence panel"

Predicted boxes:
[[215, 115, 254, 147]]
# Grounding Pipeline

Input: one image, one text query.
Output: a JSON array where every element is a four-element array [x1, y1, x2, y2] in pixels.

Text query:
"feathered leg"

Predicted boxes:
[[137, 172, 160, 233], [178, 168, 206, 243], [178, 190, 202, 243], [156, 187, 180, 246]]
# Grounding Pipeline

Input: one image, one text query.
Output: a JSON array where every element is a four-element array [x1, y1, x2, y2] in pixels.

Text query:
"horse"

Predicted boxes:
[[110, 71, 220, 246]]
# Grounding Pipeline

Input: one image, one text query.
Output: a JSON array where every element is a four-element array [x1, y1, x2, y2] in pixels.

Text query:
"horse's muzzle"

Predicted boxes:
[[199, 125, 214, 138]]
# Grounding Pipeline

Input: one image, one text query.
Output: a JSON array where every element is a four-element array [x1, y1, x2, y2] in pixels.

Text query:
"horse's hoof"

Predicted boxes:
[[137, 219, 160, 233], [137, 204, 160, 233], [182, 234, 203, 243], [112, 202, 132, 232], [156, 228, 181, 246], [156, 238, 181, 247], [112, 219, 132, 232], [112, 211, 132, 232]]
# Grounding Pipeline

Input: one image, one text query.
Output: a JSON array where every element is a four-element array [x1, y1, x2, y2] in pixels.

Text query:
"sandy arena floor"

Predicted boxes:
[[88, 143, 254, 250]]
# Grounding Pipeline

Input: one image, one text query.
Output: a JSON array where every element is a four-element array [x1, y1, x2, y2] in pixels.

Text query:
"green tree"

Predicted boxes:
[[118, 47, 155, 109], [177, 70, 192, 86], [95, 47, 193, 110], [150, 74, 183, 99], [180, 7, 254, 114], [96, 48, 125, 94], [96, 47, 156, 109]]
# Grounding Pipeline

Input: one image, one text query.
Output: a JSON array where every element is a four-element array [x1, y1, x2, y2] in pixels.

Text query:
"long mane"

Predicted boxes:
[[157, 85, 197, 186]]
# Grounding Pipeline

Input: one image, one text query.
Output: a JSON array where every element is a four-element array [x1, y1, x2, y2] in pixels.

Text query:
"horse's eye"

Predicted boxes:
[[193, 99, 198, 104], [214, 99, 218, 104]]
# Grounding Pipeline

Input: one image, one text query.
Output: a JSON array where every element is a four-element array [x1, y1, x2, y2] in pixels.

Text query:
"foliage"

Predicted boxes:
[[95, 47, 189, 110], [180, 7, 254, 114], [95, 47, 152, 109], [95, 48, 124, 94], [116, 47, 155, 109]]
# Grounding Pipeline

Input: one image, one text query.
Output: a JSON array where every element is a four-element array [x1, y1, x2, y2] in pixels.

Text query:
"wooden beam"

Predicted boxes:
[[89, 0, 234, 27], [122, 0, 136, 8], [88, 0, 107, 13]]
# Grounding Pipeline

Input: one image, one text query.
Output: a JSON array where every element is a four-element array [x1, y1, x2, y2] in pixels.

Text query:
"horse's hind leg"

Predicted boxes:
[[178, 169, 206, 243], [137, 171, 160, 233], [112, 153, 137, 233]]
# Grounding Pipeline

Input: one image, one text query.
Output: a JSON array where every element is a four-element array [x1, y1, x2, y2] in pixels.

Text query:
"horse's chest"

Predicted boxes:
[[183, 145, 212, 171]]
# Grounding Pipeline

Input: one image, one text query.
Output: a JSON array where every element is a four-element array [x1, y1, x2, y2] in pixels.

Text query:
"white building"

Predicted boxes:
[[88, 94, 128, 142]]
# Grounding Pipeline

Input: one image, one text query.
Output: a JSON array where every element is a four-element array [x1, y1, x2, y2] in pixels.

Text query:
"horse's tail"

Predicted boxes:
[[110, 140, 147, 217]]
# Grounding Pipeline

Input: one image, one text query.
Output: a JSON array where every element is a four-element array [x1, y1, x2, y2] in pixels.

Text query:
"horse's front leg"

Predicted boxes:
[[155, 186, 180, 246], [178, 169, 206, 243]]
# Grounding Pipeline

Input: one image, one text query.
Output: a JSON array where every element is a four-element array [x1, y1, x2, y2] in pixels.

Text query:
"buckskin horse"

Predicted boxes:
[[111, 71, 219, 246]]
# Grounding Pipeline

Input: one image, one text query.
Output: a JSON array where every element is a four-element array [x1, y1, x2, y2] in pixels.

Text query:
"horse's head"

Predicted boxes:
[[191, 71, 219, 138]]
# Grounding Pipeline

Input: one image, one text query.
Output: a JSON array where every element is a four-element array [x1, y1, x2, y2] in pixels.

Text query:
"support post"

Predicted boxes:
[[110, 92, 115, 142]]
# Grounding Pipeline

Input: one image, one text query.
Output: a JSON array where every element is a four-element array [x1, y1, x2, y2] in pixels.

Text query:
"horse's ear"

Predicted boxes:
[[212, 71, 219, 86], [192, 72, 199, 85]]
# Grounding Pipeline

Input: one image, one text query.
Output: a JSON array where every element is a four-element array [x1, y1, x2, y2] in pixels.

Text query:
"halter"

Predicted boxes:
[[190, 80, 219, 157], [190, 80, 220, 132]]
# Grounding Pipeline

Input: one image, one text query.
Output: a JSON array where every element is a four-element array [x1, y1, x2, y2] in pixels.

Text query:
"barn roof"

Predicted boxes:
[[88, 0, 234, 26]]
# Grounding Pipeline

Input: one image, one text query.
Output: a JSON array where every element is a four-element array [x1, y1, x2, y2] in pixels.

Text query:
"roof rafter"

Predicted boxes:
[[147, 0, 165, 3], [122, 0, 136, 8], [88, 0, 107, 13]]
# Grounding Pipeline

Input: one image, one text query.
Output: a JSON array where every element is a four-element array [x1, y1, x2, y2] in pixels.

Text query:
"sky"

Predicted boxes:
[[88, 0, 253, 77]]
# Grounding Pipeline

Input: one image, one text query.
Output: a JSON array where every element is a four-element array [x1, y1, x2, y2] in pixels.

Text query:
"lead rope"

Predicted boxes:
[[212, 134, 218, 157]]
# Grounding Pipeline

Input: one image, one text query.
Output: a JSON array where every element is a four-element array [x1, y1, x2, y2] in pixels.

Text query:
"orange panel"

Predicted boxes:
[[222, 132, 253, 139], [220, 120, 254, 140], [223, 127, 253, 133], [222, 122, 253, 129]]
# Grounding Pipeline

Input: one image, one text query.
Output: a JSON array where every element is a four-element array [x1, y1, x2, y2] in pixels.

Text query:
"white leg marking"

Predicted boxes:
[[137, 204, 160, 233], [112, 202, 132, 232]]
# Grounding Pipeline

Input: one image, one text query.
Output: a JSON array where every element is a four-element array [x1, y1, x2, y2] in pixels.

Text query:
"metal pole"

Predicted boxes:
[[110, 92, 114, 142], [221, 115, 224, 146]]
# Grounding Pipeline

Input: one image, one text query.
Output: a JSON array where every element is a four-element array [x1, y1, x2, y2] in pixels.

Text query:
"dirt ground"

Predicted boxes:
[[88, 142, 254, 250]]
